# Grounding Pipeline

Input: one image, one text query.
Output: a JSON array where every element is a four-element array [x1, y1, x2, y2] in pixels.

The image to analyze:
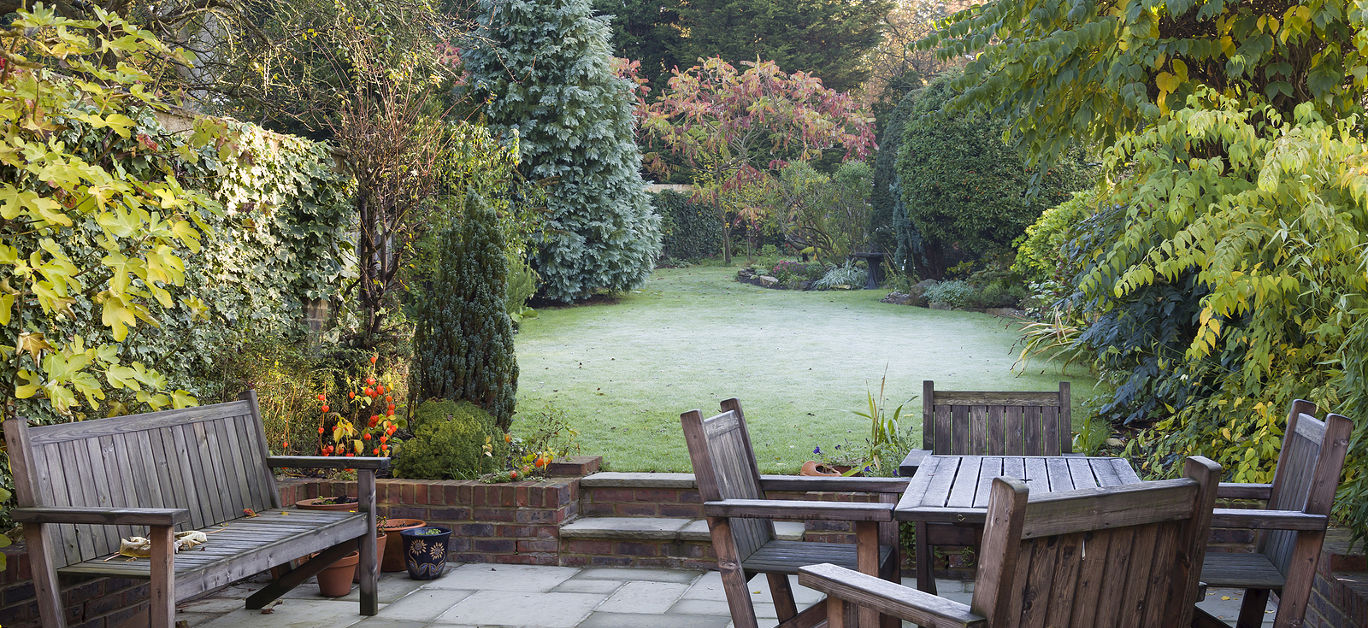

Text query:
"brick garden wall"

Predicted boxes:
[[1, 465, 1365, 627]]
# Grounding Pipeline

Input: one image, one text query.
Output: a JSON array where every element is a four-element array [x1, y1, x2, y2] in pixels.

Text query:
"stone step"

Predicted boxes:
[[560, 516, 806, 543]]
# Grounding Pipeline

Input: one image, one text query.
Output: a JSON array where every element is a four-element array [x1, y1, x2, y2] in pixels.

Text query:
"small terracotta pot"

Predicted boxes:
[[352, 532, 387, 583], [295, 497, 358, 511], [800, 460, 849, 476], [380, 518, 427, 572], [317, 551, 358, 597]]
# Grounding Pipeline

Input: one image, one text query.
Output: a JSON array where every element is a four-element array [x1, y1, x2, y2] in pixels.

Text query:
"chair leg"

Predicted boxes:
[[720, 565, 760, 628], [1235, 588, 1270, 628], [826, 595, 847, 628], [768, 572, 799, 621], [915, 522, 937, 594]]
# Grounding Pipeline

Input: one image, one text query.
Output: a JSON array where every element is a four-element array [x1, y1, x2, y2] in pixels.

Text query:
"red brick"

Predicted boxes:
[[614, 503, 657, 517], [591, 488, 635, 503], [400, 483, 415, 504], [472, 507, 518, 522], [413, 484, 429, 505], [454, 523, 496, 536], [473, 539, 516, 553], [428, 507, 472, 521], [659, 504, 704, 518], [517, 539, 560, 553], [563, 540, 613, 554], [496, 524, 556, 539], [515, 509, 559, 524], [613, 542, 661, 557]]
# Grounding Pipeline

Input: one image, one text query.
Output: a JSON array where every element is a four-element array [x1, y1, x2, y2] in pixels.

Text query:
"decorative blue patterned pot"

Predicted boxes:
[[400, 526, 452, 579]]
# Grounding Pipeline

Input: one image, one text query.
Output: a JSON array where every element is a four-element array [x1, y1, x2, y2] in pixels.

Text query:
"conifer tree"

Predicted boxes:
[[412, 193, 519, 431], [466, 0, 661, 302]]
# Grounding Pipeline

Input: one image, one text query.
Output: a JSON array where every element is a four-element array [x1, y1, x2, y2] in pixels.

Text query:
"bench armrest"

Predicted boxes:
[[267, 455, 391, 470], [704, 499, 892, 522], [799, 563, 986, 627], [1210, 508, 1328, 531], [12, 506, 190, 527], [1216, 482, 1273, 500], [759, 475, 909, 494]]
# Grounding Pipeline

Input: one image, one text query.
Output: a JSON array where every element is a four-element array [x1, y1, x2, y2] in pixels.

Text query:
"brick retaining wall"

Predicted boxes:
[[2, 467, 1366, 627]]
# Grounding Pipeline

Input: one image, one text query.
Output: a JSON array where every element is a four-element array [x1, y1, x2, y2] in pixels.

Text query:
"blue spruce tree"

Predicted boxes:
[[466, 0, 661, 302]]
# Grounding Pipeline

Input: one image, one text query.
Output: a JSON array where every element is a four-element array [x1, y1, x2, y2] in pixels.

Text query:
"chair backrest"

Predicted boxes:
[[970, 456, 1220, 627], [922, 380, 1071, 456], [1260, 400, 1352, 577], [2, 392, 279, 569], [680, 398, 775, 560]]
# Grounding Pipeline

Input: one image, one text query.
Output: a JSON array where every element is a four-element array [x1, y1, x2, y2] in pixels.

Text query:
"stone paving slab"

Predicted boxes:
[[560, 516, 691, 540], [578, 472, 697, 488], [176, 562, 1275, 627]]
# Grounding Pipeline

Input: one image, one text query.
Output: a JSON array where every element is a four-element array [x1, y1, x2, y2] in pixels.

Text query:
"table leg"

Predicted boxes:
[[915, 521, 937, 594]]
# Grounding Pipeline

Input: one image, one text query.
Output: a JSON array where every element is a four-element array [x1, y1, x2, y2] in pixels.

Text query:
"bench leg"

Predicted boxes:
[[358, 468, 378, 616], [149, 525, 176, 628], [246, 542, 356, 609], [1236, 588, 1270, 628], [24, 523, 65, 628]]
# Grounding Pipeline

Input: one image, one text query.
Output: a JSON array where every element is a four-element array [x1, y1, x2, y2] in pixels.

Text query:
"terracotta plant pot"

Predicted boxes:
[[317, 551, 358, 597], [295, 496, 358, 511], [353, 532, 387, 582], [380, 518, 427, 572], [401, 526, 452, 580], [800, 460, 851, 477]]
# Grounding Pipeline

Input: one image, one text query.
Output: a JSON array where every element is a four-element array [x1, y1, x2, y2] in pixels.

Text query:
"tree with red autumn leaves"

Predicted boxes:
[[642, 57, 876, 264]]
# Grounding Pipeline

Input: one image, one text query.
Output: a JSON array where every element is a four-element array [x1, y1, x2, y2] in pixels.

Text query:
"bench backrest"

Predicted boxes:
[[922, 380, 1072, 456], [3, 392, 279, 568], [680, 398, 774, 560], [970, 456, 1220, 627], [1261, 400, 1352, 577]]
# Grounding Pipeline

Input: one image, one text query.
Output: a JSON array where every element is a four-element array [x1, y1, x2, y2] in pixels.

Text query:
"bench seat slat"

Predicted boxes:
[[59, 509, 369, 599]]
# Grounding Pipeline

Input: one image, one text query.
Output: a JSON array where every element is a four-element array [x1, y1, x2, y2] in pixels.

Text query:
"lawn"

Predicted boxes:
[[512, 265, 1096, 474]]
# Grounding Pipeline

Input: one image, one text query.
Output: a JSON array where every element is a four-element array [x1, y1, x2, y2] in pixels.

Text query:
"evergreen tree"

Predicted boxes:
[[412, 193, 519, 431], [467, 0, 661, 302], [671, 0, 893, 93]]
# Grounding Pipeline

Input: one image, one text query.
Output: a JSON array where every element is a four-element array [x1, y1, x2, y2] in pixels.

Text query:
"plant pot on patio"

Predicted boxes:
[[295, 496, 359, 511], [353, 532, 387, 583], [380, 518, 427, 572], [317, 551, 358, 597], [401, 526, 452, 580]]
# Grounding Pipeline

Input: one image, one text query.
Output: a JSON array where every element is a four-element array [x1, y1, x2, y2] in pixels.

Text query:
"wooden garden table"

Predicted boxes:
[[894, 454, 1143, 593]]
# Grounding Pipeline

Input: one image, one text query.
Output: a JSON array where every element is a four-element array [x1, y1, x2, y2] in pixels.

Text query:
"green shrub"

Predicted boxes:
[[505, 252, 540, 325], [922, 280, 976, 309], [812, 263, 866, 290], [654, 190, 721, 261], [467, 0, 661, 302], [411, 194, 519, 431], [395, 400, 506, 480], [896, 71, 1091, 279]]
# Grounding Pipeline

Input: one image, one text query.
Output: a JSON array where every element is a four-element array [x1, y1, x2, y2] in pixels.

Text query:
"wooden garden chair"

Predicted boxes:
[[800, 456, 1223, 627], [898, 380, 1073, 594], [681, 398, 906, 628], [1194, 399, 1352, 628]]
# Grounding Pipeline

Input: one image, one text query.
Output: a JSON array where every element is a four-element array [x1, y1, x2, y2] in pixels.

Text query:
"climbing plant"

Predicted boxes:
[[0, 7, 222, 423]]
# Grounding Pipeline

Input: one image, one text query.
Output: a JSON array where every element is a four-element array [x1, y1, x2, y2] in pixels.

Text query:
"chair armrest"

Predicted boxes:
[[799, 563, 986, 627], [704, 499, 892, 522], [1216, 483, 1272, 500], [12, 506, 190, 527], [899, 449, 931, 476], [267, 455, 391, 470], [1210, 508, 1328, 531], [759, 475, 909, 494]]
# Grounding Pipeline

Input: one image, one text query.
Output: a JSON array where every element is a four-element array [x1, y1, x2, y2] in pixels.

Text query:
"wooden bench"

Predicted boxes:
[[3, 392, 388, 628]]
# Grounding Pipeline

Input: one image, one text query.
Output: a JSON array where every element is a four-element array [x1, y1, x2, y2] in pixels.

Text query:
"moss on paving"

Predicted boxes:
[[512, 266, 1095, 474]]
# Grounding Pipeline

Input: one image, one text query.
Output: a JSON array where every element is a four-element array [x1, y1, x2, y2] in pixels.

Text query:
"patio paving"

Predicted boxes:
[[175, 563, 1276, 627]]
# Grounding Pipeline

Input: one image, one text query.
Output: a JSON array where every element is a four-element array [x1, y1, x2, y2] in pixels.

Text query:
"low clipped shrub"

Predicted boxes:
[[654, 189, 721, 261], [922, 280, 977, 309], [394, 400, 506, 480], [771, 260, 827, 285]]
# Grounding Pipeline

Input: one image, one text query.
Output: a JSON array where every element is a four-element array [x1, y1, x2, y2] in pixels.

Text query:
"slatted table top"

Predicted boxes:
[[894, 455, 1142, 523]]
